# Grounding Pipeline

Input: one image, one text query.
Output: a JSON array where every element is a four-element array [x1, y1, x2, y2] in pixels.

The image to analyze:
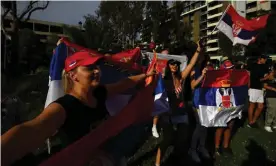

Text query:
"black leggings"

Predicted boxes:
[[159, 122, 189, 153], [190, 108, 208, 150], [190, 124, 207, 150]]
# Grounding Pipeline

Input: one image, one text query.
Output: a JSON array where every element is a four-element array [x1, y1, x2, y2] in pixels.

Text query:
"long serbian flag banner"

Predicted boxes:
[[197, 70, 249, 127], [105, 47, 145, 72], [146, 52, 188, 73], [217, 5, 269, 46], [40, 81, 156, 166], [41, 40, 157, 165]]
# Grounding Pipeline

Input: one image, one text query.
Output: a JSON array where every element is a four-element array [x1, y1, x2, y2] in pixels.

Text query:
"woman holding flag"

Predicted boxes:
[[1, 51, 156, 166], [155, 40, 203, 166], [188, 54, 212, 163]]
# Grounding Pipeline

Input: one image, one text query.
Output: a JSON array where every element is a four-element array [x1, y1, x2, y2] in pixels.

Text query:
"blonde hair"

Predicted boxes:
[[62, 70, 73, 93]]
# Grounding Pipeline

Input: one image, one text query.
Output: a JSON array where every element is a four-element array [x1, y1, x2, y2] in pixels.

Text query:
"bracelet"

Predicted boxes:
[[196, 49, 201, 53]]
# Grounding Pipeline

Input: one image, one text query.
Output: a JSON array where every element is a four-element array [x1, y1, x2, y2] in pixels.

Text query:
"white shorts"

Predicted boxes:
[[249, 88, 264, 103]]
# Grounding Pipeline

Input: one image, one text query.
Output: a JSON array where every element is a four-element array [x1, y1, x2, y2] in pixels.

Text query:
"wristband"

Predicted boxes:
[[196, 49, 201, 53]]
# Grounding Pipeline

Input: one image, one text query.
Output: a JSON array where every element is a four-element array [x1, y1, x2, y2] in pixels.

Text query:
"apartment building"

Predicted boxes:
[[181, 0, 273, 57], [3, 16, 82, 43], [181, 0, 228, 57], [246, 0, 272, 19]]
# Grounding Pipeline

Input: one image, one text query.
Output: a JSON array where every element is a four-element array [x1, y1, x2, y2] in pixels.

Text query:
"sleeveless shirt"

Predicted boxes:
[[165, 78, 185, 116], [54, 85, 108, 147]]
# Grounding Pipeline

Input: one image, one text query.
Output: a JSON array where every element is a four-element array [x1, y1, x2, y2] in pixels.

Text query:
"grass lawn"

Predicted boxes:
[[5, 72, 276, 166]]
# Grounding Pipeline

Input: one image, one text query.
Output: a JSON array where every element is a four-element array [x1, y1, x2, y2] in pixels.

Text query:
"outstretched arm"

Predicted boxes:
[[181, 41, 202, 80], [105, 69, 156, 97], [1, 103, 66, 166]]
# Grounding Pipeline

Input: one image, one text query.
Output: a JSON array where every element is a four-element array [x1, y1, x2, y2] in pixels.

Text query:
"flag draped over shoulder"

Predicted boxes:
[[41, 39, 157, 166], [197, 70, 249, 127], [217, 5, 269, 46]]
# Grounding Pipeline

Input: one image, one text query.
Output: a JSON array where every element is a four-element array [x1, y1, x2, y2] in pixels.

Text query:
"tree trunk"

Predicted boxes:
[[9, 28, 20, 77], [9, 2, 20, 77]]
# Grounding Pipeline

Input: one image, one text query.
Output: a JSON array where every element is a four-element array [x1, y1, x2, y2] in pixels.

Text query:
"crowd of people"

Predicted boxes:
[[1, 39, 276, 166]]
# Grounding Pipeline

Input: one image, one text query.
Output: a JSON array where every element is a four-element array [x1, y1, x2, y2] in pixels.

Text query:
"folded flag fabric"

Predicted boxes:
[[44, 43, 67, 108], [99, 60, 141, 116], [217, 5, 269, 46], [61, 37, 102, 56], [146, 52, 188, 72], [198, 70, 249, 127], [152, 74, 170, 116], [111, 47, 141, 63]]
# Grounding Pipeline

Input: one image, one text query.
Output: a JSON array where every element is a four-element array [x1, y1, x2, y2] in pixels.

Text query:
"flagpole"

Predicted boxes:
[[210, 4, 231, 35]]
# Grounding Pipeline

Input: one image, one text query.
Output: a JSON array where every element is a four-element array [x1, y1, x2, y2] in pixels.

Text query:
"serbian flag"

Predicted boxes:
[[106, 47, 144, 72], [217, 5, 269, 46], [146, 52, 188, 73], [197, 70, 249, 127], [152, 73, 170, 116]]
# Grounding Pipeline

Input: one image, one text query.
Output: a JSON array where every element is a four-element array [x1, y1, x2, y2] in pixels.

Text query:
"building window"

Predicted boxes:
[[50, 25, 63, 34], [208, 1, 219, 8], [20, 22, 34, 30], [34, 23, 49, 32]]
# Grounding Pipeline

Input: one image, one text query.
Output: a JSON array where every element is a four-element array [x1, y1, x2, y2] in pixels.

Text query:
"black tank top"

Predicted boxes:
[[165, 79, 185, 116], [54, 85, 108, 147]]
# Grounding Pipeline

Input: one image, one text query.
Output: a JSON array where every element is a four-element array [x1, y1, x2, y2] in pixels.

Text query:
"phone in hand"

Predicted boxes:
[[199, 37, 207, 48]]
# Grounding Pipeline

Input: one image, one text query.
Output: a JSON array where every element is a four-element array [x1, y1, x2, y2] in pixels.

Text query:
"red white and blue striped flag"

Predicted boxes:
[[217, 5, 269, 46]]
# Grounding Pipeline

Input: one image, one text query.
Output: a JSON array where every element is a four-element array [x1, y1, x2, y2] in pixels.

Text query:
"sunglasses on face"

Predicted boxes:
[[169, 62, 178, 66]]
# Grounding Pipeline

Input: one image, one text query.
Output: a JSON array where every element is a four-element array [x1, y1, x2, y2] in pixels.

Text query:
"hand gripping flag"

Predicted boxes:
[[146, 52, 188, 73], [217, 5, 269, 46], [197, 70, 249, 127]]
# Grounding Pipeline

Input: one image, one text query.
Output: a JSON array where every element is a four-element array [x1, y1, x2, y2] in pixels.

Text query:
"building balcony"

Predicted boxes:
[[246, 7, 257, 13], [207, 0, 215, 3], [207, 47, 219, 52], [181, 5, 207, 16], [200, 27, 208, 31], [208, 3, 223, 11], [207, 30, 218, 35], [207, 39, 218, 44], [201, 19, 207, 23], [207, 12, 223, 19], [246, 0, 257, 4], [207, 22, 218, 28], [201, 11, 208, 15]]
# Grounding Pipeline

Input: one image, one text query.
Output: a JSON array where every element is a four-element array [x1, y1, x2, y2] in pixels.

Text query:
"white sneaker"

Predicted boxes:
[[264, 126, 273, 132], [273, 126, 276, 129], [152, 127, 159, 138]]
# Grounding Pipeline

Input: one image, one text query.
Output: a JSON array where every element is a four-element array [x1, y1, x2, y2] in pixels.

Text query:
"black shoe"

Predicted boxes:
[[198, 146, 210, 159], [247, 123, 259, 128], [222, 147, 233, 156]]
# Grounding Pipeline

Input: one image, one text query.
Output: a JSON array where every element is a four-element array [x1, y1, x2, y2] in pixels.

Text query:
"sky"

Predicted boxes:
[[17, 1, 101, 25], [17, 1, 174, 26]]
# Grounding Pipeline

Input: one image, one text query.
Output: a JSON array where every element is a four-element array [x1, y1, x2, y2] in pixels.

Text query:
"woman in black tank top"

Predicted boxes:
[[1, 51, 156, 166], [154, 41, 204, 166]]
